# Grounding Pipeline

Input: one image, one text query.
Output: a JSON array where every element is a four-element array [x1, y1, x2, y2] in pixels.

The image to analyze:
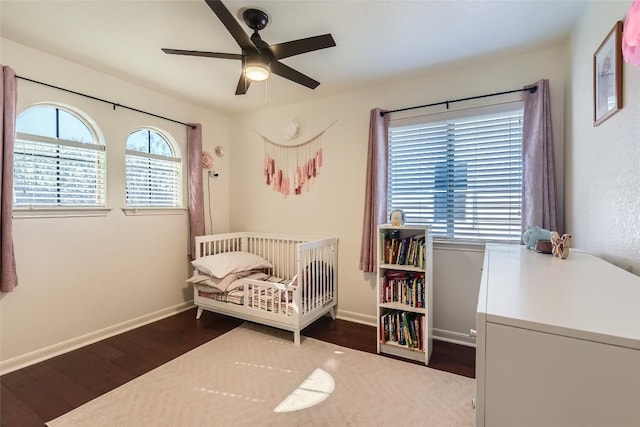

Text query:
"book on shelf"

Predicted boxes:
[[381, 231, 426, 267], [380, 311, 424, 351], [381, 271, 425, 308], [402, 312, 413, 348]]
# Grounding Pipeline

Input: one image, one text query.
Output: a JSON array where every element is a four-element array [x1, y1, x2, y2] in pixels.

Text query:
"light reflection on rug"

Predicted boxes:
[[274, 367, 335, 412], [47, 323, 475, 426]]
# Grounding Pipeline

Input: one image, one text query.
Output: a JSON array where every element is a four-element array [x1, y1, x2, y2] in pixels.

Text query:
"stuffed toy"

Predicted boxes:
[[521, 226, 552, 249], [551, 232, 572, 259]]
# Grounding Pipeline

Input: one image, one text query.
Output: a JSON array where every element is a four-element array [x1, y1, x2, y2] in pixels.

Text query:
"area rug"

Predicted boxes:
[[47, 323, 475, 426]]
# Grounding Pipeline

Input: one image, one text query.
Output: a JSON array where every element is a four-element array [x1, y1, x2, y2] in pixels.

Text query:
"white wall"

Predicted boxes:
[[567, 0, 640, 276], [432, 243, 485, 344], [228, 44, 568, 338], [0, 38, 230, 371], [4, 18, 609, 367]]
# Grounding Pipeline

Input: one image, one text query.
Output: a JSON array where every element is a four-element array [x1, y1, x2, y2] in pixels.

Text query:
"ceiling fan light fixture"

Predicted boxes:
[[162, 1, 336, 94], [244, 63, 270, 81]]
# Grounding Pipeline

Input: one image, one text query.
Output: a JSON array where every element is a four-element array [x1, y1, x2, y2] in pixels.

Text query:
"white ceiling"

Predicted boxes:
[[0, 0, 587, 116]]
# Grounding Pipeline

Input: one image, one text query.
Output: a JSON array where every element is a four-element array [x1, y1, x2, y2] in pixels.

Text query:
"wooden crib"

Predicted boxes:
[[192, 232, 338, 345]]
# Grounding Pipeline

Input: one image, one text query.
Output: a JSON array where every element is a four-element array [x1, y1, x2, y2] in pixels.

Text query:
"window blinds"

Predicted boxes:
[[125, 151, 181, 207], [388, 104, 524, 242], [13, 133, 106, 207]]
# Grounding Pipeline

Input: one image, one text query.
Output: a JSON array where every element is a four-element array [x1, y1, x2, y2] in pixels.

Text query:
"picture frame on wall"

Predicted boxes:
[[593, 21, 623, 127]]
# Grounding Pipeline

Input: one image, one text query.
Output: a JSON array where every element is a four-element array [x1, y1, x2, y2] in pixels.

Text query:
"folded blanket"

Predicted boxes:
[[188, 269, 266, 292]]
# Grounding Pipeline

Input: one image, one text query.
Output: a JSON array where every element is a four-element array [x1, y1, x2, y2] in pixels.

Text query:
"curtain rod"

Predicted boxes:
[[16, 75, 196, 129], [380, 85, 538, 117]]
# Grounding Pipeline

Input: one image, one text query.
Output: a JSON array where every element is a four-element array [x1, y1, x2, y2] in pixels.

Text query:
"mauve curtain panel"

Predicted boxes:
[[522, 79, 559, 234], [359, 108, 389, 273], [1, 65, 18, 293], [187, 123, 205, 259]]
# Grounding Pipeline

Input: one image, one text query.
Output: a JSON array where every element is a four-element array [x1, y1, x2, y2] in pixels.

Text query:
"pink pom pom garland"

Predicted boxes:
[[623, 0, 640, 66]]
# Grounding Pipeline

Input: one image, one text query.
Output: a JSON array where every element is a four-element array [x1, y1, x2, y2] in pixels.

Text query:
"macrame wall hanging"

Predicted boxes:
[[256, 119, 337, 196]]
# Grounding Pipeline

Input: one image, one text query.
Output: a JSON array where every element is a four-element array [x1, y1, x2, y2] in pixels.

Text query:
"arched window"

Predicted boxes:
[[125, 128, 182, 207], [14, 104, 106, 207]]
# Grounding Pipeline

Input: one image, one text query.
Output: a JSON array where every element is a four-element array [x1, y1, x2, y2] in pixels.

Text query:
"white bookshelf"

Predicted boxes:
[[376, 224, 433, 365]]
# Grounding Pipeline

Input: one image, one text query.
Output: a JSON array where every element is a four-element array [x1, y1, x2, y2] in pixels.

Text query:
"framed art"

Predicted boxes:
[[593, 21, 623, 126]]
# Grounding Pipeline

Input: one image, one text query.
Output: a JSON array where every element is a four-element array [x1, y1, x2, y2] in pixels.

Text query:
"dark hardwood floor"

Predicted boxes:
[[1, 308, 475, 426]]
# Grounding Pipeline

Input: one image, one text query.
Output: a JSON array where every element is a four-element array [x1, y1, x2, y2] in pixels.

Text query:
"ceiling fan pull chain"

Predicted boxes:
[[265, 79, 269, 105]]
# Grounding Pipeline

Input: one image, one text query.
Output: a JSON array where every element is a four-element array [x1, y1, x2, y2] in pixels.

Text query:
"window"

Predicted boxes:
[[14, 105, 106, 208], [388, 102, 524, 242], [125, 128, 182, 207]]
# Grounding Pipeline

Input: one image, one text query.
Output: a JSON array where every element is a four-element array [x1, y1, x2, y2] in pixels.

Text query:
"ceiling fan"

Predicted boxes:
[[162, 0, 336, 95]]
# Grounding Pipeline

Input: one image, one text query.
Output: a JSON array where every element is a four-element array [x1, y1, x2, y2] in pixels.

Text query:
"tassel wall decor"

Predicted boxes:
[[258, 120, 337, 196]]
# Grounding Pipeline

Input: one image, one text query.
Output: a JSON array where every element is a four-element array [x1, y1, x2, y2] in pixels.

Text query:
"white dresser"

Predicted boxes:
[[476, 243, 640, 427]]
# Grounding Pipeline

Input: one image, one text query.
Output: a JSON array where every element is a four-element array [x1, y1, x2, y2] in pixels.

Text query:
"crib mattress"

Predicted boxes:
[[192, 270, 296, 316], [197, 287, 296, 316]]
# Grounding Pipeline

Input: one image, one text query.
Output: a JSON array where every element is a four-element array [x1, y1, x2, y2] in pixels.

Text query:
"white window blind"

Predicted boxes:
[[14, 105, 106, 208], [125, 129, 182, 207], [388, 103, 524, 242], [125, 152, 181, 206]]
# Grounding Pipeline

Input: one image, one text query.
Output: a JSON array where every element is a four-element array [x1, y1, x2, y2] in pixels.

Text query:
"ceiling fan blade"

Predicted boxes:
[[270, 34, 336, 60], [271, 61, 320, 89], [162, 48, 242, 60], [235, 73, 251, 95], [205, 0, 257, 53]]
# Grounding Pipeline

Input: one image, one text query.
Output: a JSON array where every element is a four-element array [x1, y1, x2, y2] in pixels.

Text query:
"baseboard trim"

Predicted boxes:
[[0, 301, 194, 375], [1, 305, 475, 375], [433, 328, 476, 347], [335, 309, 376, 327]]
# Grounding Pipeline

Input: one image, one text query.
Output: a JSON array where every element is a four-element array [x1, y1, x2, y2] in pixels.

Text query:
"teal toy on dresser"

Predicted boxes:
[[521, 226, 552, 249]]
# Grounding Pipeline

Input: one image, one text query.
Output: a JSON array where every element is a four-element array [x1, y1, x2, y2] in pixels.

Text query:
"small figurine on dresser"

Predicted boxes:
[[550, 232, 572, 259]]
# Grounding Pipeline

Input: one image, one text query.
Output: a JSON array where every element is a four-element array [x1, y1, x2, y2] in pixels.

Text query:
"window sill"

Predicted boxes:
[[13, 207, 112, 219], [433, 239, 521, 252], [122, 208, 187, 216], [433, 239, 486, 252]]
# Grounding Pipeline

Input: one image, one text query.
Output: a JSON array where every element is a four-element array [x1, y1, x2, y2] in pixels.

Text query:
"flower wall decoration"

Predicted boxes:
[[623, 0, 640, 66], [201, 151, 213, 169]]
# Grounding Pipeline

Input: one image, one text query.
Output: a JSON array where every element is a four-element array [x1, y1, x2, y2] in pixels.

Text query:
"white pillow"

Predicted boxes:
[[191, 251, 272, 278]]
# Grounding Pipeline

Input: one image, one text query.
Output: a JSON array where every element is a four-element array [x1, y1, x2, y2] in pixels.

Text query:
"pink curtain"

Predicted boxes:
[[359, 108, 389, 273], [1, 65, 18, 293], [187, 123, 204, 259], [522, 79, 559, 234]]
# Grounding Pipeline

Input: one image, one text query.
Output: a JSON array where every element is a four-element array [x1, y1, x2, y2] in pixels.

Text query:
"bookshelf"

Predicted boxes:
[[377, 224, 433, 365]]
